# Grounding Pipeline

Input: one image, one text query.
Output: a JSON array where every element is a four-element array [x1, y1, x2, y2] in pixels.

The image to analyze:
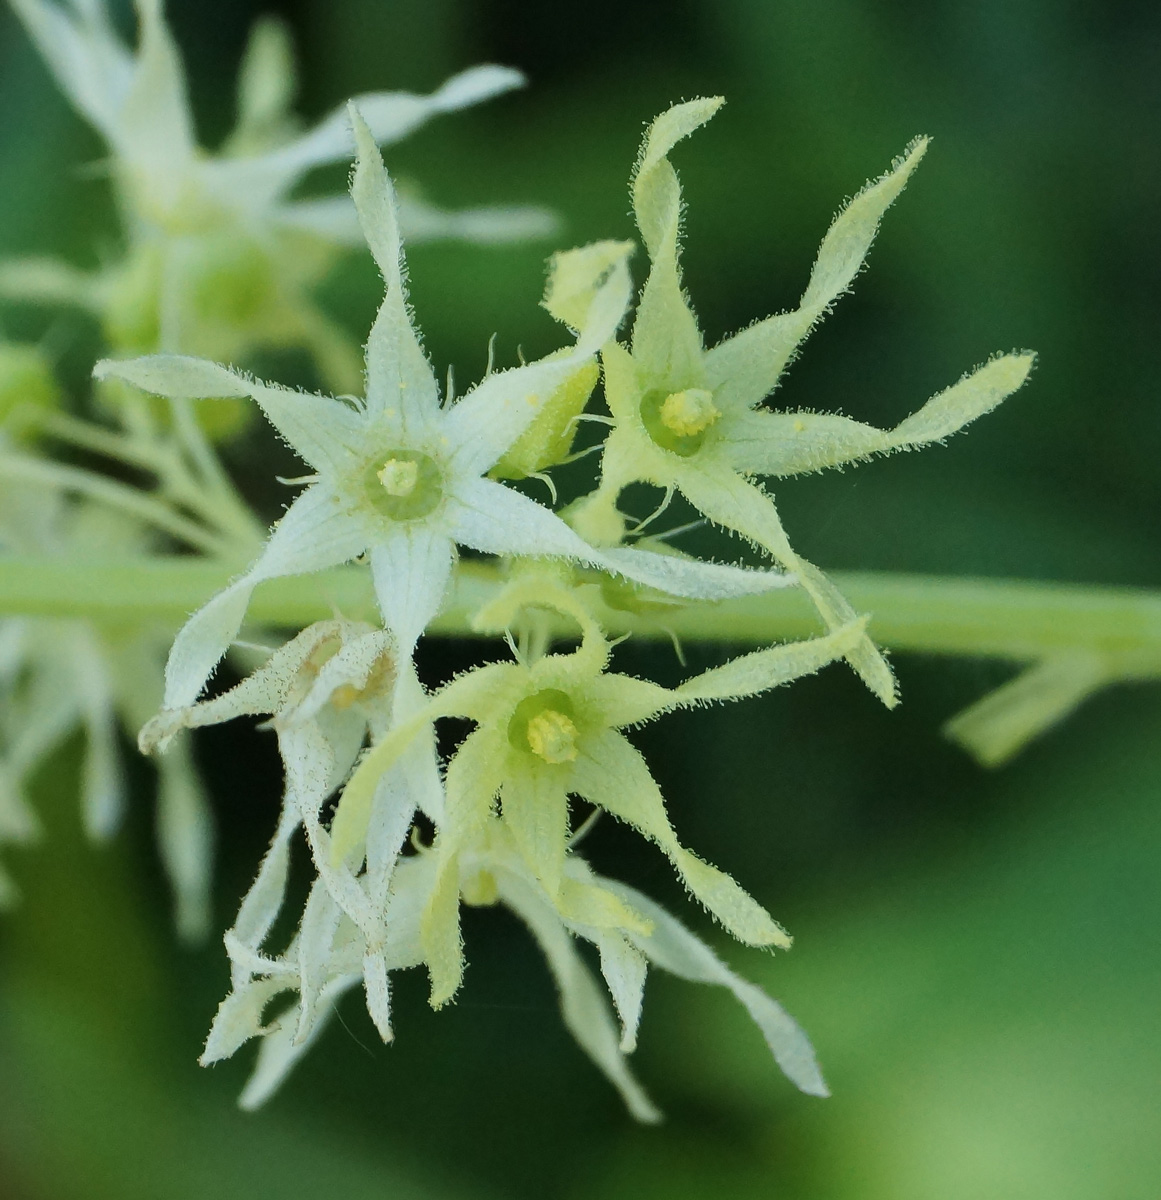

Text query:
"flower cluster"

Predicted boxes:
[[0, 0, 1035, 1119]]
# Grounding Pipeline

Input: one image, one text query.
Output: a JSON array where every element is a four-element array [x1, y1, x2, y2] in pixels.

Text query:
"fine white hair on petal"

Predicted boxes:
[[162, 486, 366, 709], [238, 974, 361, 1111], [604, 878, 830, 1098], [496, 868, 661, 1123], [368, 528, 455, 657], [448, 475, 792, 603]]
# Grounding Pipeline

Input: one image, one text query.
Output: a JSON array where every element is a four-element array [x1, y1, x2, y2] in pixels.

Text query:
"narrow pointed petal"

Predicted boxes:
[[944, 651, 1110, 768], [719, 408, 889, 478], [9, 0, 133, 141], [706, 137, 928, 411], [163, 486, 366, 707], [94, 355, 365, 475], [0, 257, 102, 310], [629, 99, 723, 392], [73, 635, 125, 840], [141, 621, 343, 752], [596, 933, 648, 1052], [117, 0, 196, 185], [243, 65, 525, 188], [573, 731, 790, 948], [294, 878, 345, 1039], [239, 976, 361, 1110], [677, 620, 866, 704], [369, 526, 454, 654], [724, 352, 1035, 478], [501, 770, 570, 897], [362, 951, 394, 1042], [606, 879, 829, 1096], [349, 108, 441, 430], [201, 977, 291, 1065], [450, 476, 791, 602], [889, 352, 1035, 446], [396, 194, 559, 245], [498, 868, 660, 1122], [155, 736, 215, 943], [585, 672, 676, 730], [276, 193, 559, 248], [420, 849, 465, 1008], [675, 462, 898, 706], [230, 15, 296, 151], [231, 803, 300, 953]]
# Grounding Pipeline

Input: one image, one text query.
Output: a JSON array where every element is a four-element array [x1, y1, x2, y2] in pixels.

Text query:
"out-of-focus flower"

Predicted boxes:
[[2, 0, 555, 387], [0, 475, 212, 937]]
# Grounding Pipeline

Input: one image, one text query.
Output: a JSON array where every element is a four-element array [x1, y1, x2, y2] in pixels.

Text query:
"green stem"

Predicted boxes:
[[3, 555, 1161, 669]]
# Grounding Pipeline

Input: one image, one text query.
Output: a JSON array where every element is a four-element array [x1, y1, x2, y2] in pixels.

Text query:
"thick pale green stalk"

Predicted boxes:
[[3, 556, 1161, 670]]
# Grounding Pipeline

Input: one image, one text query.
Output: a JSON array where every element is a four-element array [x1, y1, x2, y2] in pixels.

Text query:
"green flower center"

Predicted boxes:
[[363, 449, 443, 520], [508, 689, 580, 764], [640, 387, 720, 456]]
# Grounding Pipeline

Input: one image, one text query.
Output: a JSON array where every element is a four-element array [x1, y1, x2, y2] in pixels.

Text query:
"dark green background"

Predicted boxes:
[[1, 1, 1159, 1196]]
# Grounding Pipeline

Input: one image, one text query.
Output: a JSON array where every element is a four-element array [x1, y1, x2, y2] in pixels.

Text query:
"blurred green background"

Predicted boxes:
[[2, 0, 1160, 1196]]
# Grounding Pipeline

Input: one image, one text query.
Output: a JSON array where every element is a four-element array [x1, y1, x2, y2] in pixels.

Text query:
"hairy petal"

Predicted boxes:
[[706, 137, 928, 411], [162, 486, 366, 708], [676, 461, 897, 706], [497, 867, 660, 1122], [573, 730, 790, 948], [369, 525, 455, 655], [94, 355, 365, 475], [349, 107, 441, 430], [605, 879, 829, 1096], [630, 99, 723, 391]]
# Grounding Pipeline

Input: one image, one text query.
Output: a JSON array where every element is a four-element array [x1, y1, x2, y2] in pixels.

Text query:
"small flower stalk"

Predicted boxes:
[[0, 2, 1048, 1121]]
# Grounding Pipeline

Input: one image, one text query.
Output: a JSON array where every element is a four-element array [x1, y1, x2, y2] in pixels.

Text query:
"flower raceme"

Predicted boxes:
[[569, 99, 1035, 706], [97, 107, 797, 708], [329, 577, 867, 1009], [4, 0, 553, 385]]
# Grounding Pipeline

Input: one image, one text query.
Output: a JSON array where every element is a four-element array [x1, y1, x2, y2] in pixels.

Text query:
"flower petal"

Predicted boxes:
[[723, 352, 1035, 477], [676, 620, 867, 704], [10, 0, 133, 142], [496, 865, 660, 1122], [369, 525, 454, 654], [595, 932, 647, 1053], [573, 730, 790, 948], [629, 100, 722, 392], [163, 486, 365, 707], [349, 107, 441, 431], [94, 355, 365, 476], [141, 621, 344, 752], [116, 0, 196, 190], [603, 878, 829, 1097], [675, 461, 898, 706], [242, 65, 525, 188], [705, 137, 928, 412], [238, 974, 361, 1111], [500, 768, 570, 897], [450, 475, 793, 602], [155, 737, 214, 943]]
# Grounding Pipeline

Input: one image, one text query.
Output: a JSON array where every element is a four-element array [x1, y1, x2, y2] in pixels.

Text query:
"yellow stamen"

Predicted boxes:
[[659, 388, 719, 438], [526, 709, 579, 764], [377, 457, 419, 497]]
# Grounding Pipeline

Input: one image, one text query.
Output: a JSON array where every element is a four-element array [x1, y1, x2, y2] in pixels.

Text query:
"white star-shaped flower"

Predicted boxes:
[[98, 107, 794, 708]]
